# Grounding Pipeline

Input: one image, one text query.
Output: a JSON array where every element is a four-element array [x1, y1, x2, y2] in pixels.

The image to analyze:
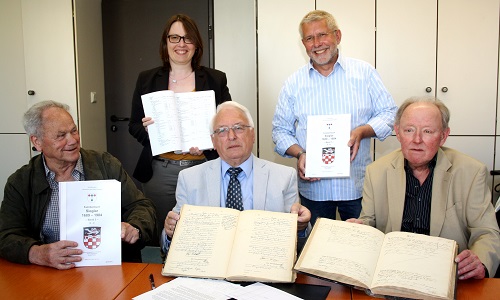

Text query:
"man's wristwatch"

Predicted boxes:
[[296, 150, 306, 159]]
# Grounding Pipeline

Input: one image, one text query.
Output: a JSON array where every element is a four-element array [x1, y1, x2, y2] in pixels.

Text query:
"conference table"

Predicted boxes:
[[0, 258, 498, 299]]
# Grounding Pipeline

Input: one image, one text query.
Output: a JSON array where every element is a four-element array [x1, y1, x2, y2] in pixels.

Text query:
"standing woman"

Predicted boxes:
[[129, 14, 231, 245]]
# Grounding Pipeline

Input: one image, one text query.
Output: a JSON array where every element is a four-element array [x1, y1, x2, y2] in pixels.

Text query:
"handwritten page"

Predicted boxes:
[[59, 180, 121, 266], [371, 232, 457, 298], [305, 114, 351, 178], [141, 90, 216, 156], [295, 218, 384, 288], [227, 210, 297, 282], [162, 205, 297, 282], [162, 205, 239, 279], [295, 219, 458, 300]]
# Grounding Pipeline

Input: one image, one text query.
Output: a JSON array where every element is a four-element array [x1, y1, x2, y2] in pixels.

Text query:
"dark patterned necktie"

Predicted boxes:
[[226, 167, 243, 211]]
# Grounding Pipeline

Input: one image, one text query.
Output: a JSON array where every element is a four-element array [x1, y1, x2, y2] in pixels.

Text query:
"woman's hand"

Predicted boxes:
[[188, 147, 203, 156], [142, 117, 154, 132]]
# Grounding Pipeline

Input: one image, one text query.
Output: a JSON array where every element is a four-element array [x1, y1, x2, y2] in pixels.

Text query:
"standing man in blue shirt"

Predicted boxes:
[[272, 10, 397, 225]]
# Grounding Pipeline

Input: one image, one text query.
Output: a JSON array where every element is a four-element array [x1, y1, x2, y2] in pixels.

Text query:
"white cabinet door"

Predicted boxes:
[[21, 0, 78, 123], [437, 0, 499, 135], [0, 134, 31, 205], [318, 0, 375, 65], [376, 0, 437, 105], [257, 0, 314, 166], [0, 0, 27, 133], [377, 0, 499, 136]]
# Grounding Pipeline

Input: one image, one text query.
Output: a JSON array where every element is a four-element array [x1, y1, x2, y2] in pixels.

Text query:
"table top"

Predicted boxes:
[[115, 263, 352, 300], [350, 277, 500, 300], [1, 257, 498, 300], [0, 258, 147, 300]]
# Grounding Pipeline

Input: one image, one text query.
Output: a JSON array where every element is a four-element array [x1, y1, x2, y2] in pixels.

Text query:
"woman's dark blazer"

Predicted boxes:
[[129, 66, 232, 183]]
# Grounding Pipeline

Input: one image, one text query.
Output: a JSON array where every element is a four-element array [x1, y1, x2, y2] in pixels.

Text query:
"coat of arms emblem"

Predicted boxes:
[[83, 227, 101, 249], [322, 147, 335, 164]]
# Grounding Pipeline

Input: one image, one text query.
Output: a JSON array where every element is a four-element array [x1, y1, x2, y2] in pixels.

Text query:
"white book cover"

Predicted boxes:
[[305, 114, 351, 178], [141, 90, 216, 156], [59, 179, 121, 266]]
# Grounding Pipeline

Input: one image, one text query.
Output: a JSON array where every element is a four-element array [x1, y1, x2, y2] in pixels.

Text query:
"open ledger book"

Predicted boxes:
[[294, 218, 458, 300], [141, 90, 216, 156], [162, 204, 298, 283]]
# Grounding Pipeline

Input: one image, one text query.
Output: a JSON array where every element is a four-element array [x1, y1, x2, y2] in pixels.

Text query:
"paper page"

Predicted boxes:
[[305, 114, 351, 178], [59, 180, 121, 266], [294, 219, 384, 289], [371, 232, 457, 299], [133, 277, 245, 300], [141, 90, 180, 156], [229, 282, 302, 300], [174, 90, 216, 151], [162, 205, 239, 279], [226, 210, 297, 282]]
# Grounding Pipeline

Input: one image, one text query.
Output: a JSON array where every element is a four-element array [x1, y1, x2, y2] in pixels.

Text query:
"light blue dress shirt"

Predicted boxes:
[[272, 52, 397, 201]]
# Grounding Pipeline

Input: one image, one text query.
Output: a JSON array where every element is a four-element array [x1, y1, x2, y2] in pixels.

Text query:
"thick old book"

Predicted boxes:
[[141, 90, 216, 156], [162, 204, 298, 282], [294, 218, 458, 300]]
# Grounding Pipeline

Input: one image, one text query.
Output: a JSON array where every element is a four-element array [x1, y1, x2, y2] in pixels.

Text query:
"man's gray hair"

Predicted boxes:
[[299, 10, 339, 38], [395, 97, 450, 130], [23, 100, 70, 138], [210, 101, 255, 133]]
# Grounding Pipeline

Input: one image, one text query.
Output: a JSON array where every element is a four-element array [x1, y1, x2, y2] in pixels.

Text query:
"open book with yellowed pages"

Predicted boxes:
[[162, 204, 298, 283], [294, 218, 458, 300]]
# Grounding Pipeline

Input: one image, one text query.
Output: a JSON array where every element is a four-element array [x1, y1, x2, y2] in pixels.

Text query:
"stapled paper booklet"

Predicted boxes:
[[59, 179, 121, 266], [305, 114, 351, 178], [141, 90, 216, 156]]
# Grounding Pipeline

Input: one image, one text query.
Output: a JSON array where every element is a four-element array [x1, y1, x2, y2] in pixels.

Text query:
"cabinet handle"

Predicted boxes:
[[425, 87, 432, 93], [441, 87, 448, 93], [28, 90, 35, 96]]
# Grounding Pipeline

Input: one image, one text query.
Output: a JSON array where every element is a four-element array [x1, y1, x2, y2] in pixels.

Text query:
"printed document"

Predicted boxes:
[[141, 90, 216, 155], [305, 114, 351, 178], [59, 179, 121, 266]]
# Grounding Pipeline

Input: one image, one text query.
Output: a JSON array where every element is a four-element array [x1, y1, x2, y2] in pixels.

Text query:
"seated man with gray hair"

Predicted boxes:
[[161, 101, 311, 255], [0, 100, 156, 269], [348, 97, 500, 279]]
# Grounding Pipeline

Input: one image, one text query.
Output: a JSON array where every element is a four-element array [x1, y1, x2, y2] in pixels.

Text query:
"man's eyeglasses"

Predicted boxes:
[[302, 31, 335, 44], [167, 35, 193, 44], [212, 124, 253, 137]]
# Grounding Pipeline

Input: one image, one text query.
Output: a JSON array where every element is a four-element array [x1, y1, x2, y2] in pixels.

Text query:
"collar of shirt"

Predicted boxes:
[[42, 154, 85, 185], [220, 155, 254, 209], [403, 153, 438, 173], [307, 50, 346, 77]]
